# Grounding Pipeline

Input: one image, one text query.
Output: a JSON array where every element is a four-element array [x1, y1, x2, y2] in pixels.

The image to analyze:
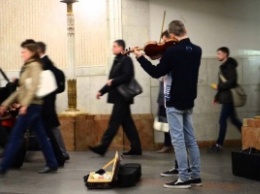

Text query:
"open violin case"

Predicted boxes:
[[83, 151, 141, 189]]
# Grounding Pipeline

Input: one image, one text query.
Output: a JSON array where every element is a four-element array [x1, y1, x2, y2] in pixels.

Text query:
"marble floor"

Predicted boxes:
[[0, 147, 259, 194]]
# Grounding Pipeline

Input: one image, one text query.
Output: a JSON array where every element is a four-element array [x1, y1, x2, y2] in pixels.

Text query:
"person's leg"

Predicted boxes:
[[30, 105, 58, 169], [183, 109, 201, 181], [164, 132, 172, 147], [0, 126, 9, 148], [229, 105, 242, 132], [216, 103, 232, 146], [44, 127, 65, 166], [98, 103, 124, 151], [0, 115, 28, 173], [121, 103, 142, 154], [166, 107, 189, 181], [52, 127, 69, 158]]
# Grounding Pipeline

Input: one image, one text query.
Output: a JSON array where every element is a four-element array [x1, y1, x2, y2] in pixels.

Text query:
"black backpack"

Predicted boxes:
[[52, 67, 66, 94]]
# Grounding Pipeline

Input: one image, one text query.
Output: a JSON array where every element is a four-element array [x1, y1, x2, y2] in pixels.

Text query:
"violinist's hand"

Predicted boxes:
[[107, 79, 113, 87], [133, 47, 144, 58], [96, 92, 102, 100]]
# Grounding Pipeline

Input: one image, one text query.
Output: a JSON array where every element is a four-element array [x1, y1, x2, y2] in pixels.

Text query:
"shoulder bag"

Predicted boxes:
[[219, 73, 247, 107], [25, 70, 57, 98], [117, 57, 142, 100], [153, 116, 169, 132]]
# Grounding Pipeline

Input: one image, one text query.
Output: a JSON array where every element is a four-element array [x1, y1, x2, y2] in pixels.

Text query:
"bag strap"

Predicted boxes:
[[0, 68, 10, 83], [219, 72, 227, 83]]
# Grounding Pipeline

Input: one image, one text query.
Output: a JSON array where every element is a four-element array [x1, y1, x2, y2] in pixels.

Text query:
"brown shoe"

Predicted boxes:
[[157, 146, 172, 153]]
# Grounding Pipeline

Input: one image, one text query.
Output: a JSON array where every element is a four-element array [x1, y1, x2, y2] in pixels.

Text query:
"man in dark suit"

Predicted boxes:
[[37, 42, 69, 163], [89, 39, 142, 156]]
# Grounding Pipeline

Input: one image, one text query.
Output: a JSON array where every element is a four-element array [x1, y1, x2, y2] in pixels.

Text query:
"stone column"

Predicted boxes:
[[61, 0, 79, 111]]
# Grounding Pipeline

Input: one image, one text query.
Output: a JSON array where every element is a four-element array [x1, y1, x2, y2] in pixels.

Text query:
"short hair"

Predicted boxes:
[[114, 39, 126, 50], [161, 30, 170, 39], [217, 47, 230, 56], [20, 39, 36, 47], [168, 20, 186, 36], [20, 40, 40, 60], [37, 41, 46, 54]]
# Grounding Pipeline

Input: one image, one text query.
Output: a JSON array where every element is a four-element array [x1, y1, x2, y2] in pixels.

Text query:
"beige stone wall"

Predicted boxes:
[[0, 0, 260, 144], [0, 0, 108, 70]]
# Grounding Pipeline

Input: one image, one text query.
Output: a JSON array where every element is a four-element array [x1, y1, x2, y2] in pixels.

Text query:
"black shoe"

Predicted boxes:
[[164, 179, 191, 189], [161, 168, 179, 177], [207, 144, 223, 153], [0, 169, 6, 176], [122, 150, 142, 156], [64, 154, 70, 162], [38, 167, 58, 174], [190, 178, 202, 186], [89, 146, 106, 156]]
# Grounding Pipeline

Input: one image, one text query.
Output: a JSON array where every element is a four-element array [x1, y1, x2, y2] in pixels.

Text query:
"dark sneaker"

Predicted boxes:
[[207, 144, 222, 153], [161, 168, 179, 177], [164, 179, 191, 189], [190, 178, 202, 186], [0, 169, 6, 176], [64, 154, 70, 162], [122, 150, 142, 156], [89, 146, 106, 156]]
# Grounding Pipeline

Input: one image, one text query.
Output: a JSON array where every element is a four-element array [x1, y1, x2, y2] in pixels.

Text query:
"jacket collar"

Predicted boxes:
[[178, 38, 191, 44]]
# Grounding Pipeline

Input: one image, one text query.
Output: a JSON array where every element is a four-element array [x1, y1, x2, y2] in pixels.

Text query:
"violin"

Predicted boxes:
[[124, 38, 178, 60], [143, 38, 178, 60], [124, 11, 178, 60]]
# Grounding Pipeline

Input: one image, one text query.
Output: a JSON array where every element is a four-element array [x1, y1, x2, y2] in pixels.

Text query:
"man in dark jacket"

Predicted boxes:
[[37, 42, 69, 162], [208, 47, 242, 153], [89, 39, 142, 156], [133, 20, 202, 189]]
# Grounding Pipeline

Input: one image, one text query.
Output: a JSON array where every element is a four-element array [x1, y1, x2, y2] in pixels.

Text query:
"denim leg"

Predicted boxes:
[[229, 105, 242, 132], [216, 104, 230, 145], [0, 115, 28, 172], [167, 107, 189, 181], [31, 111, 58, 168], [183, 109, 201, 179]]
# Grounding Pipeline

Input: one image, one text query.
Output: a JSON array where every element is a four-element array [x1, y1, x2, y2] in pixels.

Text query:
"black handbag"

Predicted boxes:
[[117, 78, 142, 101]]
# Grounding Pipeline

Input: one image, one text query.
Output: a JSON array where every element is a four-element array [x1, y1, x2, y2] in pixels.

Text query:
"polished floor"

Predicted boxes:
[[0, 147, 259, 194]]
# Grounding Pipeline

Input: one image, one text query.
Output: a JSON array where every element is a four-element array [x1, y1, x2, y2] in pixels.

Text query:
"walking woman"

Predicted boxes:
[[0, 40, 58, 175]]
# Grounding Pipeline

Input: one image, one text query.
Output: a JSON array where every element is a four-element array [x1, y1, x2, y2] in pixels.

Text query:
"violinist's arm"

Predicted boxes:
[[136, 49, 173, 78]]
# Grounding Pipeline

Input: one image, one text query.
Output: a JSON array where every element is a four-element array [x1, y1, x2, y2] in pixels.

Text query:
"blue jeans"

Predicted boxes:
[[166, 107, 201, 181], [217, 103, 242, 146], [0, 104, 58, 172]]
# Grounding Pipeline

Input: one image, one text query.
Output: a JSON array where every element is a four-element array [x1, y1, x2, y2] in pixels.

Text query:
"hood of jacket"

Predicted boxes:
[[221, 57, 238, 68]]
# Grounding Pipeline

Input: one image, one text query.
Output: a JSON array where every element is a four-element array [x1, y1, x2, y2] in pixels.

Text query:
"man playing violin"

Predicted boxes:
[[133, 20, 202, 189]]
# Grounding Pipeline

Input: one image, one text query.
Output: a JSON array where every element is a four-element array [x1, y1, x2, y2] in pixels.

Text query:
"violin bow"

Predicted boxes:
[[159, 11, 166, 43]]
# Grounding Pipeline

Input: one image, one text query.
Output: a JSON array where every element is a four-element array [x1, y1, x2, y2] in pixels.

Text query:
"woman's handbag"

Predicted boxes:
[[117, 78, 142, 101], [153, 116, 169, 133], [219, 73, 247, 107], [25, 70, 57, 98]]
